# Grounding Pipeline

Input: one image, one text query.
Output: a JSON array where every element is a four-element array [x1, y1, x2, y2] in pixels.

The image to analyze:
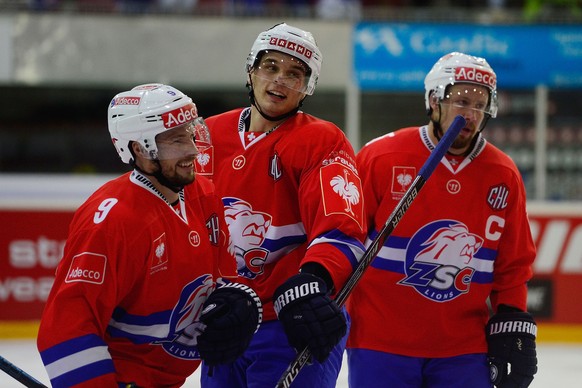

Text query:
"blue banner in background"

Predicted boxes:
[[353, 23, 582, 91]]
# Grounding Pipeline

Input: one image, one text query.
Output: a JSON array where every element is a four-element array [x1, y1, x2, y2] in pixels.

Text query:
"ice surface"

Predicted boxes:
[[1, 340, 580, 387]]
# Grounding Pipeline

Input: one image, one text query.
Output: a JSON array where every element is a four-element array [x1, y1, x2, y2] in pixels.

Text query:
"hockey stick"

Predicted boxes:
[[275, 115, 467, 388], [0, 355, 48, 388]]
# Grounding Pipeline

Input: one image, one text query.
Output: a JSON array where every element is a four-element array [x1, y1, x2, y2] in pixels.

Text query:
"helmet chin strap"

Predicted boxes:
[[247, 79, 303, 122], [131, 160, 183, 193]]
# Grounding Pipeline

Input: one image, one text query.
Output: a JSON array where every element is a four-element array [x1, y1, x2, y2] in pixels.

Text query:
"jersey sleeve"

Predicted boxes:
[[489, 169, 536, 312], [37, 199, 146, 387], [294, 122, 367, 293]]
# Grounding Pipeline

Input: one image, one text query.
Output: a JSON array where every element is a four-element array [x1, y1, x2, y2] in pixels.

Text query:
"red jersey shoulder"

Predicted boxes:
[[72, 173, 152, 231], [480, 141, 521, 172], [286, 112, 347, 144], [205, 109, 243, 134], [186, 175, 217, 199], [358, 126, 421, 168]]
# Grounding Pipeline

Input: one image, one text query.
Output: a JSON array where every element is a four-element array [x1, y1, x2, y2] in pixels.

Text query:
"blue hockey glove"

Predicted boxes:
[[273, 273, 346, 363], [486, 305, 538, 388], [197, 283, 262, 366]]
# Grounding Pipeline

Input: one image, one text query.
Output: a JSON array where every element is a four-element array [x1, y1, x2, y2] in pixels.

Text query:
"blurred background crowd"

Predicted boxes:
[[9, 0, 582, 21], [0, 0, 580, 201]]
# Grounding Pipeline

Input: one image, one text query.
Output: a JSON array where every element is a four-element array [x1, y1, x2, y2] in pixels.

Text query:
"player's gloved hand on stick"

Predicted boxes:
[[197, 282, 262, 366], [273, 272, 346, 363], [486, 304, 538, 388]]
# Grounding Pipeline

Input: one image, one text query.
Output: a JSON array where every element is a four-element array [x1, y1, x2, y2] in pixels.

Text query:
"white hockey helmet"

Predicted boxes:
[[245, 23, 322, 95], [108, 83, 209, 164], [424, 52, 498, 118]]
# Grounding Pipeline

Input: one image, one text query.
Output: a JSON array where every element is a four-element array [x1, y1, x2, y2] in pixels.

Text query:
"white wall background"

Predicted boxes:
[[3, 15, 350, 90]]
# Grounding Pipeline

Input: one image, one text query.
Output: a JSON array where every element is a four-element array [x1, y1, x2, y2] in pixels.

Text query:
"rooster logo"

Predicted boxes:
[[194, 145, 213, 175], [391, 167, 416, 198], [320, 162, 364, 230], [196, 152, 210, 172], [397, 171, 413, 190], [330, 169, 361, 216]]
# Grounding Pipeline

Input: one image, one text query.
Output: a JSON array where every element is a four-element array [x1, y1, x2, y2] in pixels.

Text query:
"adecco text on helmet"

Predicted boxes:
[[113, 97, 141, 106], [455, 67, 496, 89], [161, 103, 198, 129]]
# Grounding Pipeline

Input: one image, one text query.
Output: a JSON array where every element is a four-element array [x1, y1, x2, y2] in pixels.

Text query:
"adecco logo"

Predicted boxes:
[[162, 103, 198, 129], [65, 253, 107, 285], [113, 96, 141, 106], [455, 67, 496, 89]]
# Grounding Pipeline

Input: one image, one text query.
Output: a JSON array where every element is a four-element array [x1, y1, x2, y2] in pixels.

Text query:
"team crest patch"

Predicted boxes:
[[150, 233, 169, 274], [159, 275, 215, 360], [65, 252, 106, 284], [222, 197, 272, 279], [320, 162, 363, 230], [399, 220, 483, 302], [487, 184, 509, 211], [392, 166, 416, 199], [195, 145, 214, 176]]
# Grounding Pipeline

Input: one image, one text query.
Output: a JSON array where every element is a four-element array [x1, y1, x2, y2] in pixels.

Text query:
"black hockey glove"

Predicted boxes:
[[486, 305, 538, 388], [273, 273, 346, 363], [197, 283, 262, 366]]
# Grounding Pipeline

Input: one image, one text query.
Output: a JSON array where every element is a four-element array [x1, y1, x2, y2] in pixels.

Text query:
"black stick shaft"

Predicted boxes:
[[0, 355, 48, 388]]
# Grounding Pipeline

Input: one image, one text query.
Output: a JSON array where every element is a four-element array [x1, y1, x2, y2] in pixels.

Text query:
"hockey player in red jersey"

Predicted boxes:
[[347, 52, 538, 388], [197, 23, 367, 387], [37, 84, 262, 387]]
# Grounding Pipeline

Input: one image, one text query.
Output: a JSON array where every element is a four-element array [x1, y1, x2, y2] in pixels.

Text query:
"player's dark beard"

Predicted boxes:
[[432, 119, 475, 155], [432, 105, 483, 156], [133, 160, 188, 193]]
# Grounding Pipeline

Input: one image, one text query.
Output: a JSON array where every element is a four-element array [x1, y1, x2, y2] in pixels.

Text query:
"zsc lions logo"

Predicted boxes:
[[158, 274, 214, 359], [399, 220, 483, 302], [223, 197, 273, 279]]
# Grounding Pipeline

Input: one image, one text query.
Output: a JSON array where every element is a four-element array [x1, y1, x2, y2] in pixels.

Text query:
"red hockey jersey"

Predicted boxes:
[[347, 126, 536, 357], [201, 108, 367, 321], [37, 171, 236, 387]]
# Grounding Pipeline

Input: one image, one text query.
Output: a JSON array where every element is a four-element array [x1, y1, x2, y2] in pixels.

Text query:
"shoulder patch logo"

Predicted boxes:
[[206, 213, 220, 246], [392, 166, 416, 200], [65, 252, 107, 284], [321, 162, 363, 230], [195, 145, 214, 176], [269, 153, 282, 181], [151, 233, 169, 274], [487, 184, 509, 211]]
